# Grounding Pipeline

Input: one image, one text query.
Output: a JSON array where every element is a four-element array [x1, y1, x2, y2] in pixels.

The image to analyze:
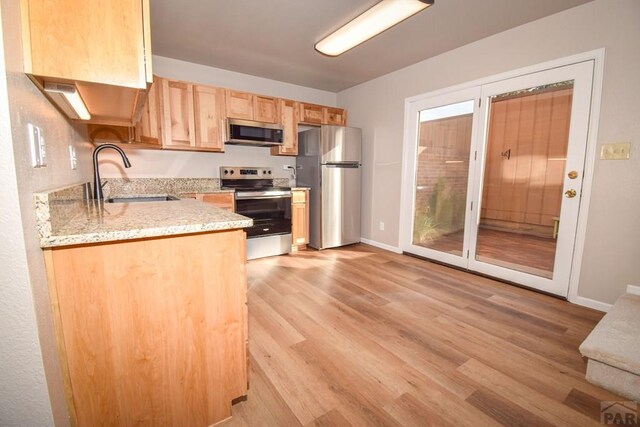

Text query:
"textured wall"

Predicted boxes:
[[0, 0, 94, 425], [337, 0, 640, 305]]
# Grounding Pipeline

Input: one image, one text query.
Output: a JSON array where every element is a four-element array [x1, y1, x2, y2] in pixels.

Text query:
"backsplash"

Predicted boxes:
[[102, 178, 221, 198]]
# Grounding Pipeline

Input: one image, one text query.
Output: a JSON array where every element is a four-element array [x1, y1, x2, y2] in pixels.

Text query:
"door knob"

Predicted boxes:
[[568, 171, 578, 179], [565, 189, 577, 198]]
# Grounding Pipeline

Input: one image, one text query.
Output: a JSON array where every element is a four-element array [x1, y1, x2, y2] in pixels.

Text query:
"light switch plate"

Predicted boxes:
[[600, 142, 630, 160], [28, 123, 46, 167], [69, 145, 77, 170]]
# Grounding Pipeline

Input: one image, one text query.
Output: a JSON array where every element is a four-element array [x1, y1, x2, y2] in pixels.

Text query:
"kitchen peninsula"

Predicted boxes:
[[37, 183, 252, 426]]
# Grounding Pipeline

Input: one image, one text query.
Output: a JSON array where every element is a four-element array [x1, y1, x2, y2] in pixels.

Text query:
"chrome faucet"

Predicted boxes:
[[92, 144, 131, 200]]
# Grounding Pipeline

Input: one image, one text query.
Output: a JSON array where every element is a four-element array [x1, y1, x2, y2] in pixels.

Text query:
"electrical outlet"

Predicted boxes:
[[28, 123, 46, 167], [600, 142, 631, 160], [379, 221, 385, 231], [69, 145, 77, 170]]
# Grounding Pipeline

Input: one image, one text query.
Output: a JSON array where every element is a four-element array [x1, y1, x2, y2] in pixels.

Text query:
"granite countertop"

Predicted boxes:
[[36, 182, 252, 248]]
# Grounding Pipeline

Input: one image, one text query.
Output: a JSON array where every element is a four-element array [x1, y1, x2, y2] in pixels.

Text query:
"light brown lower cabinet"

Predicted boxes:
[[291, 189, 309, 250], [196, 192, 235, 211], [44, 230, 248, 426]]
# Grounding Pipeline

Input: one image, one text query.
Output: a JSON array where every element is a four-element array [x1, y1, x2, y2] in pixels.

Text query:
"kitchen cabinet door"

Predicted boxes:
[[193, 85, 226, 152], [291, 189, 309, 249], [44, 230, 248, 426], [225, 90, 254, 120], [271, 99, 299, 156], [159, 78, 196, 149], [299, 103, 324, 125], [324, 107, 348, 126], [253, 95, 280, 123], [21, 0, 152, 125], [135, 80, 162, 145]]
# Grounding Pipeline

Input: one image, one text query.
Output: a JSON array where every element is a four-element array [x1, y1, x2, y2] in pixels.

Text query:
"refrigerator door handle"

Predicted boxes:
[[323, 162, 361, 168]]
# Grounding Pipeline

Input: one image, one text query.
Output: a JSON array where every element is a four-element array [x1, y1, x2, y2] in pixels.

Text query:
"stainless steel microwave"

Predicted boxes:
[[225, 119, 284, 146]]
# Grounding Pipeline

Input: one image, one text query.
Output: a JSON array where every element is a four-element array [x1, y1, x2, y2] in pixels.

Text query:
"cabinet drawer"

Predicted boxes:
[[196, 193, 235, 211], [292, 190, 307, 204]]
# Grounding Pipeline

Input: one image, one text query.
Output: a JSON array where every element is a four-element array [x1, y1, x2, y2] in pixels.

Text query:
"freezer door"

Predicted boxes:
[[319, 164, 361, 249], [321, 126, 362, 164]]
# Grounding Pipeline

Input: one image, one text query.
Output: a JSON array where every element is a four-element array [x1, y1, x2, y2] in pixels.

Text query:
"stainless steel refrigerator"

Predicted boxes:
[[296, 125, 362, 250]]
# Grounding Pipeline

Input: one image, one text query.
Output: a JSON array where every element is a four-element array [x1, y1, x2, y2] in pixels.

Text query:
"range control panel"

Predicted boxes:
[[219, 166, 273, 179]]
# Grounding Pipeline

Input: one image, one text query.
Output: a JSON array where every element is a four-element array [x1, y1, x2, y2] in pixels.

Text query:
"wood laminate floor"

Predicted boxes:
[[223, 244, 624, 426]]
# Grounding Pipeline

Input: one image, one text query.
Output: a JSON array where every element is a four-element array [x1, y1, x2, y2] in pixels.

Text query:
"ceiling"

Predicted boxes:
[[150, 0, 593, 92]]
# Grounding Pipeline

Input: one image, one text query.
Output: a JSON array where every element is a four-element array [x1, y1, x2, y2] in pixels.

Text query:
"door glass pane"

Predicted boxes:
[[412, 101, 474, 256], [476, 81, 574, 278]]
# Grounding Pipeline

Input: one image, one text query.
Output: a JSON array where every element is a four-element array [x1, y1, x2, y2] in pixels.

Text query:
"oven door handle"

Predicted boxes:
[[235, 191, 292, 200]]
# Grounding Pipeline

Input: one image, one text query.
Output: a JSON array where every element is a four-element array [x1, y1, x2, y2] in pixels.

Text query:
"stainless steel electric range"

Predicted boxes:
[[220, 166, 292, 260]]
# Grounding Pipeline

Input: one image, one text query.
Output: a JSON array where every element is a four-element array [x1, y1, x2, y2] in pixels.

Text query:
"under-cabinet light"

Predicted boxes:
[[43, 82, 91, 120], [315, 0, 435, 56]]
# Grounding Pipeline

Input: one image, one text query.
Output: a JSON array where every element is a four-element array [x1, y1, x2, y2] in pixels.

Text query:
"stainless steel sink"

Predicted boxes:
[[105, 196, 180, 203]]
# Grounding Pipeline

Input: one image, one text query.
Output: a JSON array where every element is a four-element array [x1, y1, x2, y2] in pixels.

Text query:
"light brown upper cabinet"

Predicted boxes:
[[226, 91, 280, 124], [20, 0, 153, 126], [225, 91, 254, 121], [271, 99, 299, 156], [135, 81, 162, 146], [253, 95, 280, 123], [87, 81, 161, 149], [299, 103, 347, 126], [159, 79, 195, 149], [325, 107, 348, 126], [299, 103, 325, 125], [193, 85, 226, 152], [158, 78, 225, 152]]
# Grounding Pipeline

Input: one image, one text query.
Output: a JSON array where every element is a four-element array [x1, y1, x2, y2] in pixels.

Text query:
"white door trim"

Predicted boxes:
[[400, 49, 605, 308]]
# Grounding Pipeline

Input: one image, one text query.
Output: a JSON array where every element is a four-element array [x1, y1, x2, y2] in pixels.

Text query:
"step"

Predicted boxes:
[[579, 293, 640, 401]]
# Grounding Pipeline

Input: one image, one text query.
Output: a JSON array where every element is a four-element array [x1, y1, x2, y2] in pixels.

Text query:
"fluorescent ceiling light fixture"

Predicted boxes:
[[43, 82, 91, 120], [315, 0, 435, 56]]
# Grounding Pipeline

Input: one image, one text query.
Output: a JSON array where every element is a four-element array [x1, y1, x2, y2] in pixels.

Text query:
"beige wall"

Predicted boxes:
[[99, 56, 337, 179], [0, 0, 94, 425], [337, 0, 640, 305]]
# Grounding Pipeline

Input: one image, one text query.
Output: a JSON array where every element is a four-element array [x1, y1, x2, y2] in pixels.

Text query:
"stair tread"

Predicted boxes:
[[579, 293, 640, 375]]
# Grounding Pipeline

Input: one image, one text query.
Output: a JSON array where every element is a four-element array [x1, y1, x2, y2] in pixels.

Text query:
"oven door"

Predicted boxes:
[[235, 193, 292, 238]]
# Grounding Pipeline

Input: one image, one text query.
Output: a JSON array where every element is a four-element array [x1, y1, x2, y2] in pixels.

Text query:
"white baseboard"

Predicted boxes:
[[570, 295, 612, 313], [627, 284, 640, 295], [360, 238, 402, 254]]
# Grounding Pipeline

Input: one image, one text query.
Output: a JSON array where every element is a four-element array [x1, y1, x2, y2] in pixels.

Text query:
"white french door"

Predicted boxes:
[[401, 60, 595, 297]]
